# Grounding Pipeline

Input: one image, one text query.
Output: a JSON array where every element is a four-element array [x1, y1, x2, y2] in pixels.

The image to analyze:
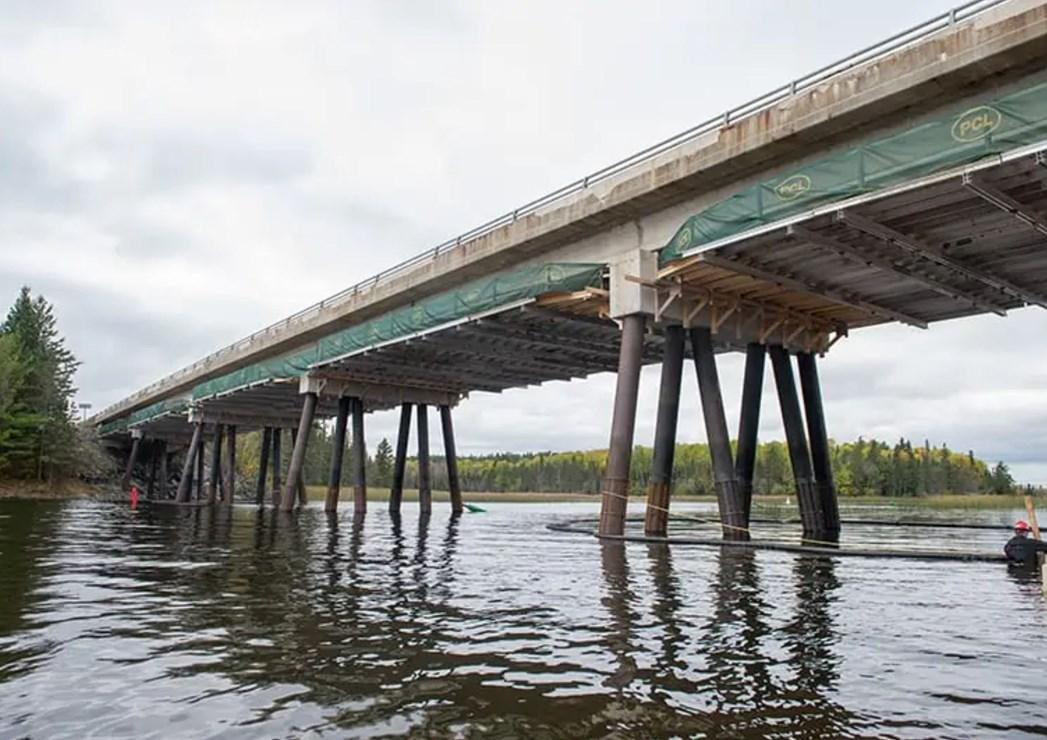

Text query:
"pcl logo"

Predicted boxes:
[[774, 174, 811, 201], [951, 106, 1002, 143]]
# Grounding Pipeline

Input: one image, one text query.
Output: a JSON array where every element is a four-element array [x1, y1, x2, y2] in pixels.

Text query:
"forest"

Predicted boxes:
[[244, 422, 1020, 499]]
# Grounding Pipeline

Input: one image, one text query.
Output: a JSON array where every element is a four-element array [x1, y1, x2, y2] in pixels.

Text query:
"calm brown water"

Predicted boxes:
[[1, 498, 1045, 738]]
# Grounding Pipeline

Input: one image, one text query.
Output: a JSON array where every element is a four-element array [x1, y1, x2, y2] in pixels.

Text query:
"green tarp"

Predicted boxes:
[[191, 261, 605, 401], [662, 78, 1047, 263]]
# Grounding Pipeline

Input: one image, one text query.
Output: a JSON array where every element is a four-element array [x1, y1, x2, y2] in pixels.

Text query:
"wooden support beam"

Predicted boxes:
[[702, 251, 928, 329], [835, 211, 1015, 313]]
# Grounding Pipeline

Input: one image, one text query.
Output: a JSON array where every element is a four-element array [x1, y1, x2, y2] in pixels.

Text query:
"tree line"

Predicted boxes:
[[230, 424, 1019, 498]]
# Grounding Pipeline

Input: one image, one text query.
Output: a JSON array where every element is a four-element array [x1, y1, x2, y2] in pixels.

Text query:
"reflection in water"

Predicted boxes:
[[1, 499, 1046, 738]]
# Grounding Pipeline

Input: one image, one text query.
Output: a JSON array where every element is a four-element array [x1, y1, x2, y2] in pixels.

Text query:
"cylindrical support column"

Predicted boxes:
[[644, 325, 685, 537], [280, 393, 317, 511], [352, 397, 367, 513], [797, 352, 841, 540], [270, 428, 282, 507], [195, 432, 205, 500], [691, 326, 748, 540], [146, 441, 159, 499], [224, 425, 237, 505], [769, 345, 823, 539], [291, 427, 308, 507], [325, 396, 351, 512], [417, 403, 431, 516], [440, 405, 463, 515], [157, 442, 169, 500], [176, 423, 204, 503], [598, 314, 646, 537], [389, 402, 413, 514], [120, 435, 142, 492], [206, 423, 224, 505], [256, 427, 271, 506], [735, 343, 766, 523]]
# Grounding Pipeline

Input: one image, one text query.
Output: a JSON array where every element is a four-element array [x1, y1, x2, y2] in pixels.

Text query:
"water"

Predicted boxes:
[[1, 498, 1045, 738]]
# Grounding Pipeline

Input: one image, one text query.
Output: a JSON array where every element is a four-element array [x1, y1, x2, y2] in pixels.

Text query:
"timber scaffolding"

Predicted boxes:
[[100, 0, 1047, 546]]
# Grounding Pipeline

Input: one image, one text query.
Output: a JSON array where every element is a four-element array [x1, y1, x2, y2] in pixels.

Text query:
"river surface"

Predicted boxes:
[[1, 498, 1045, 738]]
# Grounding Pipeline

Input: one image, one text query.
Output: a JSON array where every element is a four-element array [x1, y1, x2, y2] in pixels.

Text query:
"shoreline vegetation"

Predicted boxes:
[[0, 480, 1035, 511]]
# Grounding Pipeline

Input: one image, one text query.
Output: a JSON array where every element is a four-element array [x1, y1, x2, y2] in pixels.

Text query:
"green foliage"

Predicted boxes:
[[0, 287, 80, 480]]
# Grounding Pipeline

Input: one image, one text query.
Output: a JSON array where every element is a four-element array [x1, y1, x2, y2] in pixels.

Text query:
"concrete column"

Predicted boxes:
[[735, 343, 766, 523], [146, 441, 159, 499], [797, 352, 841, 540], [224, 425, 237, 505], [769, 345, 823, 539], [417, 403, 432, 516], [691, 327, 748, 540], [644, 325, 684, 537], [120, 435, 142, 492], [440, 405, 463, 515], [270, 428, 282, 507], [206, 423, 224, 505], [281, 392, 317, 511], [176, 423, 204, 503], [598, 314, 646, 537], [352, 397, 367, 514], [256, 427, 271, 506], [325, 396, 351, 512], [390, 402, 412, 514]]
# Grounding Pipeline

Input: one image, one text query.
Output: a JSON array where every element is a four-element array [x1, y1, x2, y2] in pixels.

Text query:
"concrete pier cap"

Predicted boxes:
[[609, 249, 658, 319], [298, 373, 463, 409]]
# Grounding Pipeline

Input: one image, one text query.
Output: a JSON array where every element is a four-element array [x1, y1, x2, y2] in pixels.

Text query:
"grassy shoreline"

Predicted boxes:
[[0, 480, 1038, 511]]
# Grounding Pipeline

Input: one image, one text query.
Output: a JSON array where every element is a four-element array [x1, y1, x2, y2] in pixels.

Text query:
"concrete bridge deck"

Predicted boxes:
[[95, 0, 1047, 430]]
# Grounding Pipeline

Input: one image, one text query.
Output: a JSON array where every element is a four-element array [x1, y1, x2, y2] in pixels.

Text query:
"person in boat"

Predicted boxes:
[[1004, 521, 1047, 567]]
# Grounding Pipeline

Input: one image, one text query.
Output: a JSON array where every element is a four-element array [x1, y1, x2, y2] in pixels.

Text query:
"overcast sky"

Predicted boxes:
[[2, 0, 1046, 483]]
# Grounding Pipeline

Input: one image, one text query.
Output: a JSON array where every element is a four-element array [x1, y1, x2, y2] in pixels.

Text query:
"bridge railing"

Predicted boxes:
[[94, 0, 1008, 423]]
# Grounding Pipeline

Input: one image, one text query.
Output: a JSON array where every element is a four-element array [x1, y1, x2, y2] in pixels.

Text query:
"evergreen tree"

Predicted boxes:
[[0, 287, 79, 480], [373, 438, 393, 486]]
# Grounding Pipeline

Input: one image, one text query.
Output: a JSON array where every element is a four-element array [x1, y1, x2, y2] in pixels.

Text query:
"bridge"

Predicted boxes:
[[95, 0, 1047, 542]]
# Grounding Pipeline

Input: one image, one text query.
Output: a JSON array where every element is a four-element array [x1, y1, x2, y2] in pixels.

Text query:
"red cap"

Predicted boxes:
[[1015, 520, 1032, 533]]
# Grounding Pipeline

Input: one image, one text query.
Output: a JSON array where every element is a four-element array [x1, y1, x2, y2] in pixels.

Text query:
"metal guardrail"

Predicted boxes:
[[94, 0, 1009, 423]]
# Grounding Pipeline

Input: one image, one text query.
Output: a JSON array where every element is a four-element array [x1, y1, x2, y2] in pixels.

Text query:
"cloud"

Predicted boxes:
[[2, 0, 1045, 485]]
